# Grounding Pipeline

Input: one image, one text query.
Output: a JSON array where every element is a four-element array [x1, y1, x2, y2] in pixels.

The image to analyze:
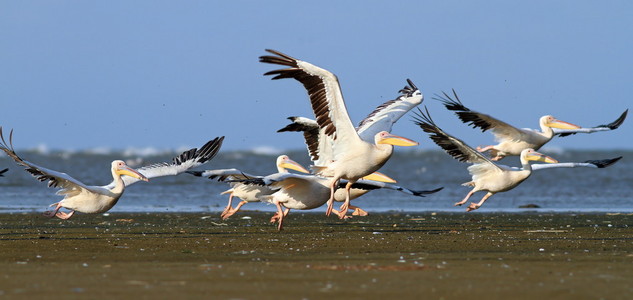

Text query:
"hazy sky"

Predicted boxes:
[[1, 1, 631, 152]]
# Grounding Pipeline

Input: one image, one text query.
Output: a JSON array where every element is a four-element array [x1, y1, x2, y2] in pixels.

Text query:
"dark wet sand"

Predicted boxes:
[[0, 211, 631, 299]]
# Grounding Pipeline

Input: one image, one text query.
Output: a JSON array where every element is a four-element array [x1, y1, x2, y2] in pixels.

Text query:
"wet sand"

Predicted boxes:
[[0, 211, 631, 299]]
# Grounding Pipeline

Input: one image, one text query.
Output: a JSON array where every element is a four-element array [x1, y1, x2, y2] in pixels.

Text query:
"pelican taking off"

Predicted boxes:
[[260, 49, 418, 219], [187, 155, 310, 220], [412, 109, 622, 211], [0, 127, 224, 219], [437, 90, 628, 160]]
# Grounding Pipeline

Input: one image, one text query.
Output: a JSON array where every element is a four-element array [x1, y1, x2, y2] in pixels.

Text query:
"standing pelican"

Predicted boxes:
[[260, 49, 418, 219], [187, 155, 310, 219], [0, 127, 224, 218], [412, 109, 622, 211], [437, 90, 628, 160]]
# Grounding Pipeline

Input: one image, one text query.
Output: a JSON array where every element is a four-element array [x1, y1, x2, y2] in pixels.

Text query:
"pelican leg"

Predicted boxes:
[[55, 210, 75, 220], [350, 205, 368, 216], [455, 190, 475, 206], [43, 202, 62, 218], [467, 192, 494, 212], [325, 179, 339, 217], [221, 200, 247, 220], [220, 193, 235, 219], [336, 181, 354, 219], [273, 200, 286, 231], [476, 145, 494, 153]]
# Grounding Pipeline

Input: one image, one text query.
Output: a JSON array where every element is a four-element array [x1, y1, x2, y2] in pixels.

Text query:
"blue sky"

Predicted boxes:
[[1, 1, 631, 152]]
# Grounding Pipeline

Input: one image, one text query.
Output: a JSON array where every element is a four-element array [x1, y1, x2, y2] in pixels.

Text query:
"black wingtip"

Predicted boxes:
[[186, 170, 203, 177], [603, 109, 628, 130], [412, 186, 444, 197], [585, 156, 623, 168]]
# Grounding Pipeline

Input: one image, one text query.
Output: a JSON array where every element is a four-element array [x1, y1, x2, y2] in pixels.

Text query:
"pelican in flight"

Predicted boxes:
[[412, 109, 622, 211], [260, 49, 419, 219], [0, 127, 224, 219], [437, 90, 628, 161], [0, 168, 7, 177], [234, 173, 442, 230], [187, 155, 310, 219]]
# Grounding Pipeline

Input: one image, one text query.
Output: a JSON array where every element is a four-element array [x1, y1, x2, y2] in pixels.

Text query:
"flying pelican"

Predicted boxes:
[[0, 168, 7, 177], [186, 155, 310, 220], [0, 127, 224, 219], [412, 109, 622, 211], [233, 173, 442, 230], [436, 90, 628, 161], [260, 49, 419, 219]]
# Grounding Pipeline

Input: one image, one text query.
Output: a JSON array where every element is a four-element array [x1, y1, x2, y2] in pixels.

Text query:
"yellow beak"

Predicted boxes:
[[379, 133, 419, 147], [526, 152, 558, 164], [361, 171, 397, 183], [117, 167, 149, 182], [280, 159, 310, 174], [547, 119, 581, 130]]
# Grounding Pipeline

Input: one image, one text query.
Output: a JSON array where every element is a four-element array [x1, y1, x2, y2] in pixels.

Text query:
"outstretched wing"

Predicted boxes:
[[412, 108, 500, 170], [345, 179, 443, 197], [554, 109, 628, 137], [117, 136, 224, 187], [277, 116, 333, 165], [0, 127, 95, 197], [356, 79, 424, 142], [436, 90, 529, 142], [186, 168, 259, 182], [531, 156, 622, 171]]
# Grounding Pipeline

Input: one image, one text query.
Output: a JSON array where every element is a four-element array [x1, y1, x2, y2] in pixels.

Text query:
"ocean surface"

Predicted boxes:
[[0, 148, 631, 214]]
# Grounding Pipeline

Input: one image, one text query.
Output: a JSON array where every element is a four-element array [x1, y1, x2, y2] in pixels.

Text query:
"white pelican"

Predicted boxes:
[[0, 168, 7, 177], [436, 90, 628, 161], [412, 109, 622, 211], [186, 155, 310, 219], [260, 49, 419, 219], [235, 173, 441, 230], [0, 127, 224, 219]]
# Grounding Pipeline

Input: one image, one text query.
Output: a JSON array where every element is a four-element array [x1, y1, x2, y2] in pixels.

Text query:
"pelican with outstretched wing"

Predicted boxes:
[[0, 127, 223, 219], [436, 90, 628, 160], [412, 109, 621, 211], [260, 49, 418, 219], [187, 155, 309, 219]]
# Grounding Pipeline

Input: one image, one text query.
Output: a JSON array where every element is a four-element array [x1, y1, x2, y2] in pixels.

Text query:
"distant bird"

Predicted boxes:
[[0, 168, 7, 177], [233, 173, 442, 230], [260, 49, 418, 219], [0, 127, 223, 219], [413, 109, 622, 211], [437, 90, 628, 161], [187, 155, 310, 220]]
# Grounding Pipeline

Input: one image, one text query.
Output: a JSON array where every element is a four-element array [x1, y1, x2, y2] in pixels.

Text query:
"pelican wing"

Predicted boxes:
[[412, 108, 501, 169], [231, 172, 315, 189], [277, 116, 333, 165], [260, 49, 361, 149], [554, 109, 628, 137], [0, 168, 7, 177], [344, 179, 444, 197], [531, 156, 622, 171], [356, 79, 424, 142], [0, 128, 95, 197], [436, 90, 528, 142], [118, 136, 224, 187], [186, 168, 259, 182]]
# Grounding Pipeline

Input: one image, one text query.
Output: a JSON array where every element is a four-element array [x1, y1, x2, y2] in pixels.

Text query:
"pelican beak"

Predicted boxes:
[[117, 167, 149, 182], [526, 151, 558, 164], [379, 133, 419, 147], [547, 118, 581, 130], [361, 171, 397, 183], [280, 158, 310, 174]]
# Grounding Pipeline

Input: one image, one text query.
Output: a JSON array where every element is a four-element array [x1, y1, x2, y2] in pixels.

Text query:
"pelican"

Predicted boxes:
[[0, 168, 7, 177], [234, 173, 442, 230], [260, 49, 419, 219], [412, 109, 622, 211], [437, 90, 628, 160], [0, 127, 224, 219], [186, 155, 310, 219]]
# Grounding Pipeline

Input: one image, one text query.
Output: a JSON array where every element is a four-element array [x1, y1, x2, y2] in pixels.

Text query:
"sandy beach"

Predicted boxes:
[[0, 211, 631, 299]]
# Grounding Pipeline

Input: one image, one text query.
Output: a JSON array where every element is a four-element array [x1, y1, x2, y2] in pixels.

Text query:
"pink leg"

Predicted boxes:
[[476, 145, 495, 152], [336, 181, 353, 219], [43, 202, 62, 218], [325, 179, 339, 217], [350, 205, 368, 216], [455, 190, 475, 206], [55, 210, 75, 219], [273, 200, 286, 231], [222, 200, 247, 220], [220, 193, 235, 218], [467, 192, 494, 212]]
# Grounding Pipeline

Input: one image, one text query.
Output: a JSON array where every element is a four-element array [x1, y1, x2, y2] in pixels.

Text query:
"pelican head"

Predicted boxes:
[[540, 115, 581, 130], [375, 131, 419, 147], [112, 160, 149, 181], [521, 149, 558, 164], [276, 155, 310, 173]]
